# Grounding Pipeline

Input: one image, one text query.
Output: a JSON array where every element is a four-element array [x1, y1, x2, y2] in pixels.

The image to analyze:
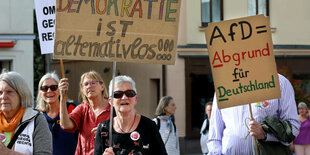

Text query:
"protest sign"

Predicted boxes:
[[205, 15, 281, 109], [34, 0, 56, 54], [53, 0, 181, 65]]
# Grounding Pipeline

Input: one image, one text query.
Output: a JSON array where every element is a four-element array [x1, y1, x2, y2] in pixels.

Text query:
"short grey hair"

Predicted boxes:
[[109, 75, 136, 97], [298, 102, 308, 109], [0, 71, 33, 108], [155, 96, 173, 116], [36, 71, 60, 112]]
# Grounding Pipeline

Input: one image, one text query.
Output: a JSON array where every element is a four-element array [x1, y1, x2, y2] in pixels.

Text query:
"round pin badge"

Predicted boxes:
[[165, 129, 169, 134], [130, 131, 140, 141], [0, 133, 6, 143]]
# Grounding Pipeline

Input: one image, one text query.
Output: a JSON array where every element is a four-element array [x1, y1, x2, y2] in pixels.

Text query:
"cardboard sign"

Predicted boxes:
[[205, 15, 281, 109], [53, 0, 181, 65], [34, 0, 56, 54]]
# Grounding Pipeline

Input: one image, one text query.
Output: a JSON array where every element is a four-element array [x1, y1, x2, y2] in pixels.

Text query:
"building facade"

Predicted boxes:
[[1, 0, 310, 154], [0, 0, 35, 94]]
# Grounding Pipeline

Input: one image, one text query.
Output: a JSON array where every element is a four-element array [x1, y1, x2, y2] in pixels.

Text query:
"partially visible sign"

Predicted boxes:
[[54, 0, 181, 65], [205, 15, 281, 109], [34, 0, 55, 54]]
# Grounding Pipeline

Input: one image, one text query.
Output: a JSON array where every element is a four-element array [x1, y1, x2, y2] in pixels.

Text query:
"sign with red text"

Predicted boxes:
[[54, 0, 181, 65], [205, 15, 281, 109], [35, 0, 55, 54]]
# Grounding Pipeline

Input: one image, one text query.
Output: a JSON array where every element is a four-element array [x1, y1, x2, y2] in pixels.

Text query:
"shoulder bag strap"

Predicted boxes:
[[7, 121, 30, 149]]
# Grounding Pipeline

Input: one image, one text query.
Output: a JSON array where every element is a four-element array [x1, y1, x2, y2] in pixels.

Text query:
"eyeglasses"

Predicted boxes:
[[82, 81, 99, 87], [40, 85, 58, 92], [113, 90, 136, 98]]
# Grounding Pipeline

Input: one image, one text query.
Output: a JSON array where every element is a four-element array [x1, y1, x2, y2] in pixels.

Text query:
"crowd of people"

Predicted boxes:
[[0, 70, 309, 155]]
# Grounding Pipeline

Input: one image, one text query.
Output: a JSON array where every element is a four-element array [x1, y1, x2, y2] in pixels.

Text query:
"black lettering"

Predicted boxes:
[[131, 38, 142, 59], [138, 44, 148, 59], [66, 35, 76, 56], [120, 20, 133, 37], [108, 37, 115, 57], [106, 21, 116, 36], [55, 40, 65, 55], [146, 44, 156, 59], [239, 21, 252, 40], [209, 26, 226, 46]]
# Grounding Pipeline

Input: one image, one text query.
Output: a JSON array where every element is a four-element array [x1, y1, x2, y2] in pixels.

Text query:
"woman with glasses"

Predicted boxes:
[[94, 75, 167, 155], [0, 71, 52, 154], [58, 70, 111, 155], [36, 72, 77, 155]]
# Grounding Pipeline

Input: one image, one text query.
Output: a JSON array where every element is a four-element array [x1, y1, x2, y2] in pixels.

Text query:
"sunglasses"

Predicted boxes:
[[40, 85, 58, 92], [113, 90, 136, 98]]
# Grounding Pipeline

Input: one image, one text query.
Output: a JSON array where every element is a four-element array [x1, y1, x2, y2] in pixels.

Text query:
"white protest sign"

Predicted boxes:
[[34, 0, 55, 54]]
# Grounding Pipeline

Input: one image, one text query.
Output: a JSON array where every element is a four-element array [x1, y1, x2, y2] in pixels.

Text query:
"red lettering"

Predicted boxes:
[[57, 0, 70, 12], [262, 43, 270, 56], [96, 0, 108, 14], [232, 53, 240, 66], [130, 0, 142, 17], [212, 51, 223, 68], [222, 49, 231, 63]]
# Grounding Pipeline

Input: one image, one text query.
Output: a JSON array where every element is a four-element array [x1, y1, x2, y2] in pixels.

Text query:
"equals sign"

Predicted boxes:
[[256, 25, 267, 34]]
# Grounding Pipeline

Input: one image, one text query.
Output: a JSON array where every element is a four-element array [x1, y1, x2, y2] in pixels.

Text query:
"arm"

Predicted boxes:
[[251, 74, 300, 143], [33, 113, 53, 155], [0, 143, 24, 155], [277, 74, 300, 139], [176, 129, 180, 155], [94, 123, 105, 155], [58, 78, 75, 130], [207, 94, 224, 155], [150, 121, 168, 155]]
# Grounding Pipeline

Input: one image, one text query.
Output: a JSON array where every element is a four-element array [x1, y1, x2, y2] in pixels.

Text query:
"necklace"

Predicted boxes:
[[116, 113, 136, 133]]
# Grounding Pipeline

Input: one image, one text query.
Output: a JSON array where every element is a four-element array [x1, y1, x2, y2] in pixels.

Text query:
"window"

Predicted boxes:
[[0, 60, 12, 72], [248, 0, 269, 16], [201, 0, 223, 27]]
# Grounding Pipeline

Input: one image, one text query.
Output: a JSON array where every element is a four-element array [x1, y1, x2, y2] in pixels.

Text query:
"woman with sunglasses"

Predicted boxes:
[[94, 75, 167, 155], [36, 72, 77, 155], [58, 70, 110, 155]]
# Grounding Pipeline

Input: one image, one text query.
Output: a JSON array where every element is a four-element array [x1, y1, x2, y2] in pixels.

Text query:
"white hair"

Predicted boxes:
[[108, 75, 136, 97]]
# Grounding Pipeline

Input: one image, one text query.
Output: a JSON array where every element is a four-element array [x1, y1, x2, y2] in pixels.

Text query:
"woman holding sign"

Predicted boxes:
[[94, 75, 167, 155], [59, 71, 110, 155], [36, 72, 78, 155]]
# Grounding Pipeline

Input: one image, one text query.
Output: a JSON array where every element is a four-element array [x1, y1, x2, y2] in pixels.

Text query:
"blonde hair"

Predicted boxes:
[[155, 96, 173, 116], [79, 71, 108, 104], [36, 71, 59, 112]]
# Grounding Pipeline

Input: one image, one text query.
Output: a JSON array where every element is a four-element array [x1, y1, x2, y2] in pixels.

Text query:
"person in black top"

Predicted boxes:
[[94, 75, 167, 155]]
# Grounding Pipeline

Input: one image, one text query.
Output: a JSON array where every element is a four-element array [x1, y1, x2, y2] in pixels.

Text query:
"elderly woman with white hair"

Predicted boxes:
[[0, 71, 52, 155], [36, 72, 77, 155], [94, 75, 167, 155], [292, 102, 310, 155]]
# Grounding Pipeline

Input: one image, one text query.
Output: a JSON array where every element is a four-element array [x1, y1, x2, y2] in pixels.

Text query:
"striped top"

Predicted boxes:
[[207, 74, 300, 155]]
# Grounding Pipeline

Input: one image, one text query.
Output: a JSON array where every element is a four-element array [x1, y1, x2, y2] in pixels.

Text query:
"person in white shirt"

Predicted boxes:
[[200, 101, 212, 155]]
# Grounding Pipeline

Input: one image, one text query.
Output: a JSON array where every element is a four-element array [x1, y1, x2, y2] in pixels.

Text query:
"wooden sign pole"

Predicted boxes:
[[248, 104, 259, 154], [60, 59, 67, 101]]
